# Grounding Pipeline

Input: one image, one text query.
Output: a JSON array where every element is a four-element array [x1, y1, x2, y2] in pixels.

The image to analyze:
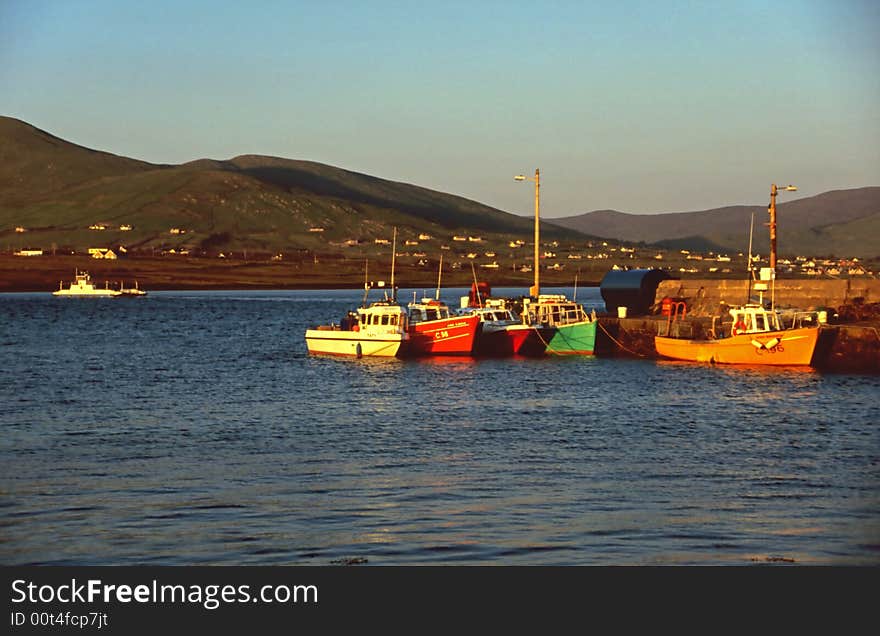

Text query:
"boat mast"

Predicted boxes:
[[435, 253, 443, 300], [746, 210, 755, 303], [470, 262, 483, 308], [390, 227, 397, 301], [362, 258, 370, 307]]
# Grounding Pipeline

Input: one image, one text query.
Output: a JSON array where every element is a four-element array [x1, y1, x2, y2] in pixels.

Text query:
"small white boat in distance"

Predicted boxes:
[[52, 271, 121, 297], [119, 280, 147, 297]]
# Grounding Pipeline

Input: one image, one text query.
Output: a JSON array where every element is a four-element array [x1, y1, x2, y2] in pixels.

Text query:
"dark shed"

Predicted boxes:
[[600, 268, 675, 316]]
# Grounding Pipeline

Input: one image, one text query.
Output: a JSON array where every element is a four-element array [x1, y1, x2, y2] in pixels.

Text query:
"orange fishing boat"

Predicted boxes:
[[655, 182, 822, 367], [655, 304, 820, 366]]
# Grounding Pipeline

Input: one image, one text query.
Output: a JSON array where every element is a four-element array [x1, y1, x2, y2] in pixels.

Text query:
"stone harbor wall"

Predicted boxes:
[[654, 278, 880, 317]]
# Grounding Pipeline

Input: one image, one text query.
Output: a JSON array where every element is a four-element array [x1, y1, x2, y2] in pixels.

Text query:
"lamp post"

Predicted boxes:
[[768, 183, 797, 273], [514, 169, 540, 297], [767, 183, 797, 311]]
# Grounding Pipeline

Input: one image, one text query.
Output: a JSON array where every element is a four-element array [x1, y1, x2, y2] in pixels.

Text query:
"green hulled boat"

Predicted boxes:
[[522, 295, 597, 355], [514, 167, 597, 356]]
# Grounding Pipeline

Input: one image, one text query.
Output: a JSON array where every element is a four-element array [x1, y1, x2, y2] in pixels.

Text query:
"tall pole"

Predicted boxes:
[[531, 168, 540, 298], [768, 183, 778, 273], [746, 211, 755, 303], [435, 253, 443, 300], [390, 227, 397, 300]]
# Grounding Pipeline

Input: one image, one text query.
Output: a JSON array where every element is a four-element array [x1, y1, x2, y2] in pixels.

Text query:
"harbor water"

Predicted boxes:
[[1, 288, 878, 565]]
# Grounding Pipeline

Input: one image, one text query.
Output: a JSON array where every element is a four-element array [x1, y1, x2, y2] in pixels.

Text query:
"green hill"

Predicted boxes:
[[0, 116, 581, 255]]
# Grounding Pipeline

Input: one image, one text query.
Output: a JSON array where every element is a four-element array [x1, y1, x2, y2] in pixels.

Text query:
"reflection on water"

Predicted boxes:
[[0, 288, 878, 565]]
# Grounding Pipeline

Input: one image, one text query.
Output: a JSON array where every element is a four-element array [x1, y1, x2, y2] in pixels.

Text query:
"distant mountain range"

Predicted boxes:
[[548, 187, 880, 258], [0, 116, 583, 254], [2, 116, 877, 258]]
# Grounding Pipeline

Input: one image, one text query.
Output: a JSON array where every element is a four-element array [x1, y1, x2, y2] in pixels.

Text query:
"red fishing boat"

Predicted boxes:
[[459, 282, 549, 357], [406, 297, 481, 356]]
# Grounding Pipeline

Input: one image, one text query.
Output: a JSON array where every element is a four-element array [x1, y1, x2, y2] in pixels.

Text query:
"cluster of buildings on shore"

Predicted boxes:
[[7, 224, 876, 278]]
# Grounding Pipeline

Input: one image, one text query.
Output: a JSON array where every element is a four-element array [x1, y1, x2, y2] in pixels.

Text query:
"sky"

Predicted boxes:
[[2, 0, 879, 217]]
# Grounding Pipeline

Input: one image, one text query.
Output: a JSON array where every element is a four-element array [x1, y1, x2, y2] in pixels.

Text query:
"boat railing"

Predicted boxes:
[[783, 310, 820, 329], [661, 301, 688, 336]]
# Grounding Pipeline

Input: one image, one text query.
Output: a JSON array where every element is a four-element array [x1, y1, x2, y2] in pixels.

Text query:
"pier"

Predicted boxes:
[[595, 278, 880, 372]]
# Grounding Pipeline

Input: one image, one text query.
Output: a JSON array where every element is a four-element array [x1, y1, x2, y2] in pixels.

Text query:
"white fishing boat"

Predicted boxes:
[[52, 271, 121, 297], [305, 297, 409, 358], [304, 228, 409, 358]]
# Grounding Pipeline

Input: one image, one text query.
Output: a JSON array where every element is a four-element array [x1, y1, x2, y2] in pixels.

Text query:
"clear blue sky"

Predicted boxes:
[[2, 0, 878, 216]]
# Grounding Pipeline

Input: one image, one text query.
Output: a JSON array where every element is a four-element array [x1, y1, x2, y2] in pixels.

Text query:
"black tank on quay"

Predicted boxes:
[[599, 268, 674, 316]]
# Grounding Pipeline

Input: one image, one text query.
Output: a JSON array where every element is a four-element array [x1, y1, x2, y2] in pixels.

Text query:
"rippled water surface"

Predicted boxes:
[[1, 288, 878, 565]]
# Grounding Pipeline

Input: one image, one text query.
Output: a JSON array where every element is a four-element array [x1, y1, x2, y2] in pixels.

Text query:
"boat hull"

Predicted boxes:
[[516, 326, 554, 357], [52, 289, 121, 297], [475, 324, 534, 357], [305, 329, 406, 358], [654, 327, 820, 366], [543, 320, 596, 355], [407, 315, 481, 356]]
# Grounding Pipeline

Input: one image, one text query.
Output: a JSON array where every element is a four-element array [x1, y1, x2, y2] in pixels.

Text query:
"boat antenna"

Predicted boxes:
[[362, 258, 370, 307], [389, 227, 397, 301], [746, 210, 755, 303], [573, 269, 579, 302], [470, 262, 483, 308], [435, 253, 443, 300]]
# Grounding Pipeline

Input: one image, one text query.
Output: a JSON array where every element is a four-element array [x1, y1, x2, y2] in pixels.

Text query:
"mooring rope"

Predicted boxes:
[[534, 324, 554, 352], [596, 319, 648, 358]]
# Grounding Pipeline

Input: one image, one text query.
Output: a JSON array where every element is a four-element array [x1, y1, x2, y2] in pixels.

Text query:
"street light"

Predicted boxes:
[[514, 169, 540, 297], [768, 183, 797, 273], [766, 183, 797, 311]]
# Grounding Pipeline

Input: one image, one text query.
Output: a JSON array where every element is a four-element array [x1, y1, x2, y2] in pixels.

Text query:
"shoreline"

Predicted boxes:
[[0, 254, 601, 293]]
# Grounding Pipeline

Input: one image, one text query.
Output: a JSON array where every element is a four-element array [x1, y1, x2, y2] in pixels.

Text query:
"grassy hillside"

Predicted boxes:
[[0, 116, 581, 255], [0, 117, 156, 207]]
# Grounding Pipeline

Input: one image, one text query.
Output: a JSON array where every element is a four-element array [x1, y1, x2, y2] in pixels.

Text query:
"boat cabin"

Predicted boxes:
[[408, 299, 452, 323], [729, 304, 781, 334], [523, 295, 592, 327], [354, 302, 408, 331]]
